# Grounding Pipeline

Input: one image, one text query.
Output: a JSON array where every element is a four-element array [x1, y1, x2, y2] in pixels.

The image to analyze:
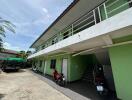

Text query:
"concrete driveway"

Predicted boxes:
[[0, 69, 71, 100]]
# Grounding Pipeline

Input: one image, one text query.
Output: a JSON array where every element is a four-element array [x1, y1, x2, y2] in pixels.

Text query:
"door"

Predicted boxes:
[[62, 59, 68, 80]]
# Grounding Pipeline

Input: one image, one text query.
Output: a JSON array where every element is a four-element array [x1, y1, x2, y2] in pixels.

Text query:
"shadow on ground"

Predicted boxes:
[[0, 94, 5, 99], [66, 80, 117, 100], [30, 70, 118, 100], [4, 69, 26, 73]]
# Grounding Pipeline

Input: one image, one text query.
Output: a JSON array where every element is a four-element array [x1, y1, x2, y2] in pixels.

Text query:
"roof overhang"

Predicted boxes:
[[30, 0, 105, 48], [28, 26, 132, 59]]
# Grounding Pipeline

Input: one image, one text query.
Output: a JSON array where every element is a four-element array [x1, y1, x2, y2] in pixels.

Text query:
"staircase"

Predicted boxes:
[[82, 66, 94, 83]]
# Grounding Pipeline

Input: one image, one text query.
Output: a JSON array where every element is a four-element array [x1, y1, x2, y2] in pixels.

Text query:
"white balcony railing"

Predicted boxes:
[[37, 0, 132, 52]]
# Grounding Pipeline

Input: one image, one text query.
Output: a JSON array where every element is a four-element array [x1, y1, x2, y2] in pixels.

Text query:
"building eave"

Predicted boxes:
[[30, 0, 80, 48]]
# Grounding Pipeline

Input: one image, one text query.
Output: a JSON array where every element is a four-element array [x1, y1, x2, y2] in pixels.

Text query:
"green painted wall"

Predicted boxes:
[[41, 54, 71, 81], [33, 54, 95, 82], [109, 44, 132, 100], [69, 55, 94, 81], [34, 57, 44, 73], [45, 57, 62, 75], [113, 35, 132, 43], [45, 58, 53, 75]]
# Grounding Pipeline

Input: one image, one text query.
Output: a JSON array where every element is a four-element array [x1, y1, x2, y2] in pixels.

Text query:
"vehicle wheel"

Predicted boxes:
[[58, 79, 65, 86], [61, 80, 65, 86], [14, 69, 19, 72], [98, 90, 108, 96], [98, 91, 103, 95], [32, 67, 37, 72], [1, 68, 6, 72], [103, 88, 108, 95]]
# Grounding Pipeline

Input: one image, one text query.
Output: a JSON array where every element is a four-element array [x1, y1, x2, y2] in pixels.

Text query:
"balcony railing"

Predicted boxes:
[[37, 0, 132, 52]]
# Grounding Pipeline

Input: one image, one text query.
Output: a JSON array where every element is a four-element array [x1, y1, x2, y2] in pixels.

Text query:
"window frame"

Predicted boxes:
[[50, 59, 56, 69]]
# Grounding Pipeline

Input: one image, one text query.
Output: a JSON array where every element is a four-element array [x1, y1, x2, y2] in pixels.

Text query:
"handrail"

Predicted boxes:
[[60, 27, 72, 35], [97, 7, 102, 22], [106, 0, 119, 8], [73, 14, 94, 28], [107, 0, 132, 15], [73, 11, 93, 25], [103, 3, 108, 19], [73, 20, 95, 33]]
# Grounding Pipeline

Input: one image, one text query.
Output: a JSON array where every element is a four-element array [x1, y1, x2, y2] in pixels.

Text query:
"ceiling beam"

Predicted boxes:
[[102, 35, 113, 45]]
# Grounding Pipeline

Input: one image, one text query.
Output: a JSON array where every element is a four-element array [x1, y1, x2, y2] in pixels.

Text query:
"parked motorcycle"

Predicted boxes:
[[93, 65, 108, 95], [53, 69, 66, 86], [95, 77, 108, 95], [32, 65, 38, 72]]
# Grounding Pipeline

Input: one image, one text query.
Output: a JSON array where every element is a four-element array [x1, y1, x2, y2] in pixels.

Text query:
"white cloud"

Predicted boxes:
[[13, 22, 39, 39], [42, 8, 48, 13], [14, 22, 31, 26], [3, 42, 21, 51]]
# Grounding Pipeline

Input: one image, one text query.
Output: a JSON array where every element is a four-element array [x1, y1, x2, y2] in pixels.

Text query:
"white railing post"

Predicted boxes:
[[59, 32, 62, 41], [103, 3, 108, 19], [93, 10, 96, 24], [71, 24, 74, 35], [98, 7, 101, 22]]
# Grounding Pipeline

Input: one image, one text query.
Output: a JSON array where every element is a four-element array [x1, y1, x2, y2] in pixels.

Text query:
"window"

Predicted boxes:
[[50, 59, 56, 69]]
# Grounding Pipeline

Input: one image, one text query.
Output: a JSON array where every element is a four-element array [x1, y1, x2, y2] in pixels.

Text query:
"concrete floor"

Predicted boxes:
[[0, 69, 117, 100], [0, 69, 71, 100], [31, 71, 118, 100]]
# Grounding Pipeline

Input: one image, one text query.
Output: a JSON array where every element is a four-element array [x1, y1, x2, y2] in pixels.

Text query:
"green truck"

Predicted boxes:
[[1, 57, 26, 72]]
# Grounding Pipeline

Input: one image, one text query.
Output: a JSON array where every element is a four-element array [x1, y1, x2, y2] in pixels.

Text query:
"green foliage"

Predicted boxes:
[[19, 50, 32, 59], [0, 17, 15, 51]]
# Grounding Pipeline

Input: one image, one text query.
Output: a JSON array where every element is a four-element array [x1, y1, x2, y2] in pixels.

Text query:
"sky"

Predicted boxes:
[[0, 0, 73, 51]]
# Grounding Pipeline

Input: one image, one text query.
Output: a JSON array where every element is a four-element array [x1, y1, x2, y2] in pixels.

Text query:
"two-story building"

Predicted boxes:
[[28, 0, 132, 100]]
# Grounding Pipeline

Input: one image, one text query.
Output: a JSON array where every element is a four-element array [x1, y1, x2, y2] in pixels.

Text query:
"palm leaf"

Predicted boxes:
[[0, 41, 3, 51], [0, 26, 6, 37], [0, 37, 3, 42], [3, 20, 16, 28], [0, 17, 15, 49], [0, 17, 15, 34], [3, 24, 15, 33]]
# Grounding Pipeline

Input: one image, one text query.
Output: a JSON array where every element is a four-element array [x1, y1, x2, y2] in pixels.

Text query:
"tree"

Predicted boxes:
[[0, 17, 15, 51], [19, 51, 26, 59], [19, 50, 32, 59]]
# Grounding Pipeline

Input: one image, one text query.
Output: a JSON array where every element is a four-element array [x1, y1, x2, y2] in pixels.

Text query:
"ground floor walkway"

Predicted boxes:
[[31, 71, 117, 100], [0, 69, 70, 100]]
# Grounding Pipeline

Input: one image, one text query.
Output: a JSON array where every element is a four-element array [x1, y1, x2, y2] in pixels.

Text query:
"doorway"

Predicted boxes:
[[62, 58, 68, 81], [43, 61, 47, 75]]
